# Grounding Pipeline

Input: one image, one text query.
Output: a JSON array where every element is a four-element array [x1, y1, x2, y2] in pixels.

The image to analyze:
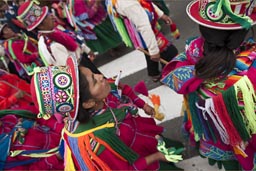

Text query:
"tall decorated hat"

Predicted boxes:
[[30, 55, 79, 131], [187, 0, 256, 30], [17, 0, 48, 31]]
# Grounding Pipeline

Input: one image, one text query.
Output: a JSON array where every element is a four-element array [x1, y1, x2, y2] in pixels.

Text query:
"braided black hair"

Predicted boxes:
[[195, 25, 249, 79], [77, 67, 93, 123]]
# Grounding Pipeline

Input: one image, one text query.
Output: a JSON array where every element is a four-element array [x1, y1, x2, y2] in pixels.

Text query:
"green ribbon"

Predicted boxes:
[[213, 0, 252, 29]]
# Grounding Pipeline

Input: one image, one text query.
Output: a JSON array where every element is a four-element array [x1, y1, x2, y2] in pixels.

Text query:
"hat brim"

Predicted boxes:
[[27, 6, 48, 31], [186, 0, 256, 30], [66, 55, 79, 121]]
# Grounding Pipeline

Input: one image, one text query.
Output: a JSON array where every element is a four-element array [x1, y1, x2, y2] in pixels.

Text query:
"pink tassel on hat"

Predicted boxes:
[[170, 23, 180, 39]]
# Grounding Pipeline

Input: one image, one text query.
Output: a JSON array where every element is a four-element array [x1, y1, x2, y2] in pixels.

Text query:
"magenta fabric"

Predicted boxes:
[[73, 0, 107, 25], [7, 39, 38, 63], [234, 142, 254, 170], [247, 60, 256, 89], [98, 114, 163, 170], [0, 72, 38, 113], [1, 115, 64, 170], [96, 80, 164, 170], [47, 29, 78, 51], [162, 37, 204, 78], [234, 134, 256, 170], [106, 79, 146, 109]]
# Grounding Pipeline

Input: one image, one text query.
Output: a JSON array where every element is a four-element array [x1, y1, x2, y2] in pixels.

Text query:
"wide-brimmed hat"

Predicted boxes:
[[30, 55, 79, 129], [17, 0, 48, 31], [186, 0, 256, 30]]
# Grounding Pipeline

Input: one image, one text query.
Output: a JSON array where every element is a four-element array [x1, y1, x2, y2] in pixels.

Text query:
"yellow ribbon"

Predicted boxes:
[[10, 146, 59, 158], [64, 122, 115, 137]]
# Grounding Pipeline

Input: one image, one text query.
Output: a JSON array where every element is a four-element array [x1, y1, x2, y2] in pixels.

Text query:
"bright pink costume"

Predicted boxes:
[[1, 114, 64, 170], [0, 71, 37, 113], [45, 28, 78, 52], [3, 35, 43, 80], [0, 71, 65, 170], [64, 79, 164, 170]]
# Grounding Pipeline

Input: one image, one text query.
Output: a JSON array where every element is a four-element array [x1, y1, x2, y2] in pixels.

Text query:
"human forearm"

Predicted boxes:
[[152, 3, 164, 18], [0, 94, 18, 109], [121, 84, 145, 108], [145, 151, 166, 165], [48, 29, 78, 51]]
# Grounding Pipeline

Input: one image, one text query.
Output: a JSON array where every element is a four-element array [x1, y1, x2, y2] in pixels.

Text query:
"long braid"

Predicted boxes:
[[196, 25, 249, 80]]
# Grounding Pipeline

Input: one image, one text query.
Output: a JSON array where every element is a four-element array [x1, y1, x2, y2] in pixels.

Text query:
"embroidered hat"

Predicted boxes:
[[17, 0, 48, 31], [186, 0, 256, 30], [30, 55, 79, 126], [51, 2, 75, 27]]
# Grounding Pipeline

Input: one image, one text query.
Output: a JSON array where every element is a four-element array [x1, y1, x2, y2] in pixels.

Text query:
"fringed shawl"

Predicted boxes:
[[63, 107, 139, 170], [183, 40, 256, 152]]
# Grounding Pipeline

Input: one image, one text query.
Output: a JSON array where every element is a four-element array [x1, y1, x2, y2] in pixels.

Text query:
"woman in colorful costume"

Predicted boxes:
[[0, 69, 37, 113], [0, 67, 64, 129], [106, 0, 179, 82], [30, 56, 184, 170], [0, 110, 64, 170], [0, 23, 44, 81], [0, 69, 64, 170], [17, 0, 101, 74], [69, 0, 123, 55], [0, 0, 37, 40], [16, 0, 79, 66], [161, 0, 256, 170]]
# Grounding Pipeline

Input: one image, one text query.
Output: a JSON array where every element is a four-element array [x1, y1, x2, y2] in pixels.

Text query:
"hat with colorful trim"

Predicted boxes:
[[17, 0, 48, 31], [30, 55, 79, 128], [186, 0, 256, 30]]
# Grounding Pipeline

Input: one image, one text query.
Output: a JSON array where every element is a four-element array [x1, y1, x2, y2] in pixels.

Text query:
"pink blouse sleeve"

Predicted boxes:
[[0, 90, 18, 110], [47, 29, 78, 51], [120, 84, 145, 108], [12, 42, 38, 63]]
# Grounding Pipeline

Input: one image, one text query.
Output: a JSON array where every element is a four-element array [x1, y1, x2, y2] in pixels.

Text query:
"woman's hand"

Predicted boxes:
[[15, 90, 25, 99], [143, 103, 155, 116], [160, 14, 173, 25], [150, 53, 160, 62]]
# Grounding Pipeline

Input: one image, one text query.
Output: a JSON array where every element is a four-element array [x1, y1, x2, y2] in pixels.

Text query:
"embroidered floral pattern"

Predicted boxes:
[[55, 90, 68, 103]]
